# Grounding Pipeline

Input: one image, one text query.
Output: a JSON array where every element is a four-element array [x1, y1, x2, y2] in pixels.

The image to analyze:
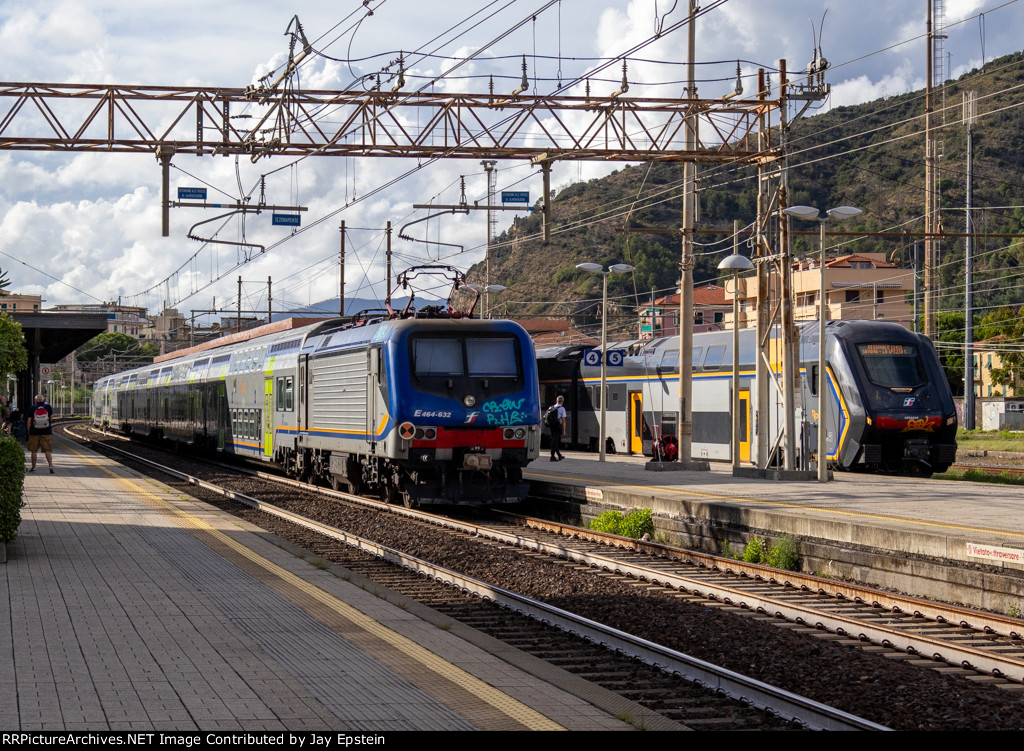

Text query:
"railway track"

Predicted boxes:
[[484, 513, 1024, 681], [63, 423, 1024, 730]]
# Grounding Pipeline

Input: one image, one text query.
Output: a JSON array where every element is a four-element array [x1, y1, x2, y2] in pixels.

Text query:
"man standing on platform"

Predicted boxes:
[[28, 393, 54, 474], [546, 395, 567, 461]]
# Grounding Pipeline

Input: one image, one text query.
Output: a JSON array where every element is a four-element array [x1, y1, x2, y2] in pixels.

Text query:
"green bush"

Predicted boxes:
[[590, 508, 655, 539], [619, 508, 654, 539], [0, 436, 25, 543], [590, 510, 623, 534], [766, 534, 800, 570], [737, 533, 800, 571], [742, 534, 767, 563]]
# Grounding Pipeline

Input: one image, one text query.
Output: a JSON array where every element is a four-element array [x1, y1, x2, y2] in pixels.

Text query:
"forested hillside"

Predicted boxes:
[[469, 49, 1024, 350]]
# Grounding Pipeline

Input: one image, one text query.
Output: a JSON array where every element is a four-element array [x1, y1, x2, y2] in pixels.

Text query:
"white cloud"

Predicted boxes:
[[1, 0, 1023, 315]]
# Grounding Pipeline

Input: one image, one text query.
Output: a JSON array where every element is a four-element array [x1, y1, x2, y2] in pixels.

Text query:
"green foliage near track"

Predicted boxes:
[[935, 468, 1024, 486], [956, 430, 1024, 452], [0, 435, 25, 543], [724, 533, 801, 571], [589, 508, 655, 539]]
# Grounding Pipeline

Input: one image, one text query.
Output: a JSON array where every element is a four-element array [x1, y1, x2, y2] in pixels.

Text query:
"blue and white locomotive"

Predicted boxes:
[[93, 274, 541, 506]]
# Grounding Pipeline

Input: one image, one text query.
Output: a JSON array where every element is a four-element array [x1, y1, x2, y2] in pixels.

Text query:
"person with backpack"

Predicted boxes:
[[28, 393, 54, 473], [545, 395, 567, 461]]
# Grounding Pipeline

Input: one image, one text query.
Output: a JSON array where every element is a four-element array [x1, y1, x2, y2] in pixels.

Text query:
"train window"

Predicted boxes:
[[691, 347, 702, 366], [703, 345, 726, 370], [285, 377, 294, 410], [413, 339, 464, 376], [662, 350, 679, 368], [276, 378, 285, 410], [857, 343, 926, 390], [466, 338, 519, 377]]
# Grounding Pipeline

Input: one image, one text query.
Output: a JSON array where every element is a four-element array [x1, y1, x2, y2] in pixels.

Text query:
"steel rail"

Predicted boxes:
[[505, 512, 1024, 642], [76, 426, 1024, 680], [77, 426, 1024, 673], [68, 429, 883, 731]]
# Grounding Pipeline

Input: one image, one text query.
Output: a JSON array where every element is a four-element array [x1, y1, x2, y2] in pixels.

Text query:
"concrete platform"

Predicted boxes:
[[526, 450, 1024, 611], [1, 438, 653, 732]]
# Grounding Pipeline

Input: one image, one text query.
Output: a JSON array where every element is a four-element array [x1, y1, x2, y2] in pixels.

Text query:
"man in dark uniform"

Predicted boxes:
[[28, 393, 54, 473], [546, 395, 566, 461]]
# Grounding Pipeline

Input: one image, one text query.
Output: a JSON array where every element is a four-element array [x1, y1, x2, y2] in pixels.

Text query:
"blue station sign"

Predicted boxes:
[[177, 187, 207, 200], [501, 191, 529, 204], [272, 214, 301, 227]]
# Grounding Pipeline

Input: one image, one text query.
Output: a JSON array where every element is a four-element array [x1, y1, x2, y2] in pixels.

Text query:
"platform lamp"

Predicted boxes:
[[717, 251, 754, 473], [463, 283, 506, 318], [782, 205, 862, 482], [576, 262, 635, 461]]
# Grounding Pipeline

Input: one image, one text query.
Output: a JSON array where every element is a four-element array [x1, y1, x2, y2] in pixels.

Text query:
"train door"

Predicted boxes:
[[739, 389, 751, 463], [298, 354, 309, 433], [629, 391, 643, 454], [263, 377, 273, 459], [216, 381, 226, 450], [365, 347, 381, 453]]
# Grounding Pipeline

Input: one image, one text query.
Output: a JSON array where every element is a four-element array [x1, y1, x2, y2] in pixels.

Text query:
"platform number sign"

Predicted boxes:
[[583, 349, 625, 366]]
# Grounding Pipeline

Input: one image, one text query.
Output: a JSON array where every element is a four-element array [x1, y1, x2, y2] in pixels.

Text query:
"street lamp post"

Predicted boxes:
[[782, 205, 862, 482], [717, 251, 754, 473], [576, 262, 634, 461], [462, 283, 506, 318]]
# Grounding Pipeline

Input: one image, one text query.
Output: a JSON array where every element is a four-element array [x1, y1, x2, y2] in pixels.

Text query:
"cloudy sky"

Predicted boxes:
[[0, 0, 1020, 319]]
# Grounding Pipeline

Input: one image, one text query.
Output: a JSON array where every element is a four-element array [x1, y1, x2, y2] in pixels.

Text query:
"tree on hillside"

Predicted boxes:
[[75, 332, 159, 364], [976, 306, 1024, 394]]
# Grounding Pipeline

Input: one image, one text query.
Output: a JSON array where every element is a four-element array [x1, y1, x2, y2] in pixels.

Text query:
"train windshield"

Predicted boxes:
[[412, 336, 521, 379], [856, 343, 927, 390]]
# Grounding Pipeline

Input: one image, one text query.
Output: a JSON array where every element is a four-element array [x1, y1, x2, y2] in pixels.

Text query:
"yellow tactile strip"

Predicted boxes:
[[65, 442, 564, 731]]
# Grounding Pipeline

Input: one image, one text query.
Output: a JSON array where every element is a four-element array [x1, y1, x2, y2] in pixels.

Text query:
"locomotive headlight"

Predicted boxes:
[[504, 428, 514, 439], [515, 428, 526, 439], [464, 395, 477, 407]]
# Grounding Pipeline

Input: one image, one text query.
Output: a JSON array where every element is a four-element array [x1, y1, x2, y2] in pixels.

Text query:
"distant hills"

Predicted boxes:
[[466, 49, 1024, 338]]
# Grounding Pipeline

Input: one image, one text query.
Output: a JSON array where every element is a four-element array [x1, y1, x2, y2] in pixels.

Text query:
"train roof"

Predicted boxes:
[[96, 316, 535, 388]]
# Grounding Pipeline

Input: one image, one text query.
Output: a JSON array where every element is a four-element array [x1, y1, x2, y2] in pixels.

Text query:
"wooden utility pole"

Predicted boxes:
[[385, 221, 392, 307], [339, 220, 346, 318], [677, 0, 708, 471], [924, 0, 937, 337]]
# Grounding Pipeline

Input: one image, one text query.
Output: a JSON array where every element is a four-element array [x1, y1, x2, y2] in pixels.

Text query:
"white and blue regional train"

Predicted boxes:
[[93, 309, 542, 506], [539, 320, 958, 476]]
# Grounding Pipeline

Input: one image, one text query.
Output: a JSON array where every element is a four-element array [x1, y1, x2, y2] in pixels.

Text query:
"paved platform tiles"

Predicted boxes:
[[2, 438, 653, 732], [527, 450, 1024, 564]]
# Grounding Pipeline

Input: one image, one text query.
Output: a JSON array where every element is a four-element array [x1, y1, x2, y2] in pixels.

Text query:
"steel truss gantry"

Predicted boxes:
[[0, 82, 778, 163]]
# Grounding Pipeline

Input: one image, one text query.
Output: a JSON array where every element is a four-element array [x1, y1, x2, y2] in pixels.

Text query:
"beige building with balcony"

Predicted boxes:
[[729, 252, 914, 329]]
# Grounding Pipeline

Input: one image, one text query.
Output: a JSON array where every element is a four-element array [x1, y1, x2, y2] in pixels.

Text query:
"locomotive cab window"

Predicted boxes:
[[857, 343, 926, 390], [413, 339, 464, 377], [409, 334, 523, 399], [466, 338, 518, 377]]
